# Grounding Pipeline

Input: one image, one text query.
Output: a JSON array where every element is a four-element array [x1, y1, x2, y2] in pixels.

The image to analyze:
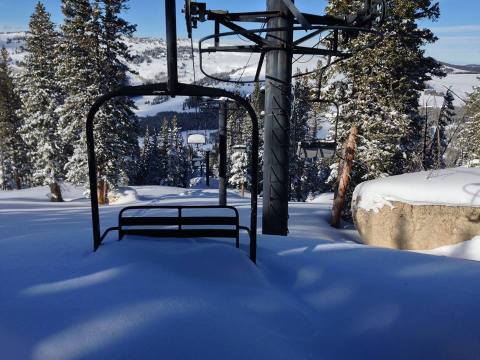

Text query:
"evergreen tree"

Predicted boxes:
[[137, 126, 162, 184], [290, 73, 312, 201], [226, 101, 246, 181], [94, 0, 139, 194], [323, 0, 444, 215], [167, 115, 191, 187], [18, 2, 65, 201], [0, 47, 29, 190], [229, 149, 250, 196], [58, 0, 98, 189], [251, 81, 265, 194], [428, 89, 455, 169], [59, 0, 139, 203], [457, 82, 480, 166], [158, 117, 171, 184]]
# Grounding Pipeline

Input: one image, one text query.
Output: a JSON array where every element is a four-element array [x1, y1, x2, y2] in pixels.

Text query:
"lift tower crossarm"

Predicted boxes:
[[280, 0, 312, 29]]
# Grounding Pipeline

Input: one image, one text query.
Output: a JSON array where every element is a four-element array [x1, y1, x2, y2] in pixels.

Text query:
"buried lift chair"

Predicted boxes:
[[86, 0, 259, 263]]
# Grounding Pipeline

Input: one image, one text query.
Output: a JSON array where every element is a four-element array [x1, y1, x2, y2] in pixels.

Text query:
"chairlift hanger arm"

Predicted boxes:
[[206, 10, 281, 23], [214, 17, 275, 47], [199, 25, 381, 53], [201, 44, 346, 57], [186, 1, 385, 28]]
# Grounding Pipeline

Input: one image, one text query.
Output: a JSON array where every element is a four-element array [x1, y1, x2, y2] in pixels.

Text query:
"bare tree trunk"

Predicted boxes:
[[241, 182, 245, 197], [14, 171, 21, 190], [331, 125, 358, 228], [97, 178, 109, 205], [49, 182, 63, 202], [436, 127, 442, 169]]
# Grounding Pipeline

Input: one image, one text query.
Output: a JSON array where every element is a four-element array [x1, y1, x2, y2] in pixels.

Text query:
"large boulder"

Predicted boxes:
[[352, 168, 480, 250]]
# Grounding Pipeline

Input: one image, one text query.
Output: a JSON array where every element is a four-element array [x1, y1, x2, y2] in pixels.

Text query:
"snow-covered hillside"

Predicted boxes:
[[0, 32, 27, 71], [2, 185, 480, 359], [1, 31, 478, 115]]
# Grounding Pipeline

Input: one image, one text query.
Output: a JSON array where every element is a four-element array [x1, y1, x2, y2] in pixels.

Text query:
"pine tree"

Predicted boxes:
[[94, 0, 139, 195], [18, 2, 65, 201], [145, 128, 163, 184], [226, 101, 246, 181], [158, 117, 170, 184], [151, 115, 192, 188], [251, 81, 265, 194], [58, 0, 98, 190], [429, 89, 455, 169], [229, 149, 250, 196], [323, 0, 444, 215], [290, 73, 312, 201], [59, 0, 139, 203], [457, 82, 480, 166], [0, 47, 29, 190], [166, 115, 191, 187]]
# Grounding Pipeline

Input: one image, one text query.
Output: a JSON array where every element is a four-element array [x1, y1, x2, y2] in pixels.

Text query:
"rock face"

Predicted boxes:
[[353, 201, 480, 250]]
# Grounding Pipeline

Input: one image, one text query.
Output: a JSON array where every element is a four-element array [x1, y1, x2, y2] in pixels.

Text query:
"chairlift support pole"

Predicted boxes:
[[205, 150, 210, 186], [262, 0, 293, 236], [166, 0, 178, 92], [218, 100, 228, 206]]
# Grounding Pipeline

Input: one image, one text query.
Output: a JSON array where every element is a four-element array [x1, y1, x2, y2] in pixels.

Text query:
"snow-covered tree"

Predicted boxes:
[[0, 47, 29, 190], [18, 2, 65, 201], [58, 0, 98, 189], [290, 73, 312, 201], [94, 0, 139, 195], [428, 89, 455, 169], [456, 82, 480, 166], [322, 0, 444, 215], [157, 117, 170, 183], [165, 115, 191, 187], [137, 126, 162, 185], [229, 149, 250, 196], [59, 0, 139, 203]]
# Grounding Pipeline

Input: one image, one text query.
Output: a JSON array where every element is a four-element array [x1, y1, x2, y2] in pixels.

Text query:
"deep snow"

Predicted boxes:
[[1, 185, 480, 359]]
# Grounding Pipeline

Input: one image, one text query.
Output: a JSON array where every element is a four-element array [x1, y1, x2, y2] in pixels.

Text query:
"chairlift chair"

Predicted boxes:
[[86, 0, 259, 263]]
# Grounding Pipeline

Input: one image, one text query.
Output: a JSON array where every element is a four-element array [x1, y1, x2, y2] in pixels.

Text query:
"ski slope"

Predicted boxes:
[[1, 185, 480, 359]]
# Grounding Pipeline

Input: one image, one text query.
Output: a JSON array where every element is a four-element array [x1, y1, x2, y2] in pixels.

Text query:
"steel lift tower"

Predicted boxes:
[[184, 0, 385, 235]]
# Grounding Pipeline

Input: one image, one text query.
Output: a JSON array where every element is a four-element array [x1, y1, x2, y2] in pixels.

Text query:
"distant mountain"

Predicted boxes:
[[1, 31, 478, 114], [439, 61, 480, 75]]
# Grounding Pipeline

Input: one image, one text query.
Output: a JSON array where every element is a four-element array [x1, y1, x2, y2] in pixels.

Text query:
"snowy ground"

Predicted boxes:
[[1, 185, 480, 359]]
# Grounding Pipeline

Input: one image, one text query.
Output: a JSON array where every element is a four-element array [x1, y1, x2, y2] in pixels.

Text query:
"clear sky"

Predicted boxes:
[[0, 0, 479, 64]]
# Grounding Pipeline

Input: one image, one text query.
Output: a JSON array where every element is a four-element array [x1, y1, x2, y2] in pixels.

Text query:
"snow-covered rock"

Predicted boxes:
[[353, 168, 480, 212], [352, 168, 480, 250]]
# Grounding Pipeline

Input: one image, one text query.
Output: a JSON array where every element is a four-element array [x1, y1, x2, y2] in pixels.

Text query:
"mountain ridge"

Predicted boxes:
[[1, 31, 478, 112]]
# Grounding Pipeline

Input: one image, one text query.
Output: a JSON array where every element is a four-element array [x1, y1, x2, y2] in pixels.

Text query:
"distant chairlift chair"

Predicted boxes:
[[86, 0, 259, 263]]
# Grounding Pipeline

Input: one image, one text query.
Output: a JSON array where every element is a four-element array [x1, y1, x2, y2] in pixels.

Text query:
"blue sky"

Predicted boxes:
[[0, 0, 479, 64]]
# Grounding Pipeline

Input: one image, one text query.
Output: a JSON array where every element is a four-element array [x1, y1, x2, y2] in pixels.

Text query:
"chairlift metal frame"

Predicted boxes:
[[86, 0, 259, 262]]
